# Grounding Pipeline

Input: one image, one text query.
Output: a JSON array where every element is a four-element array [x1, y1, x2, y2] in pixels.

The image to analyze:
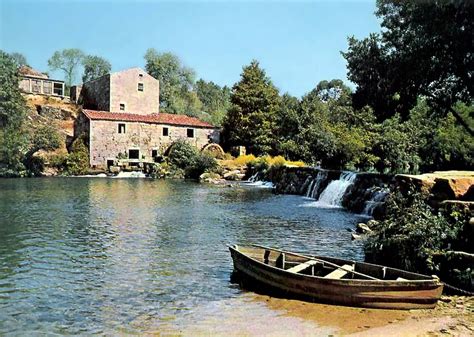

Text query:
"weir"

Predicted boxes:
[[316, 172, 357, 207]]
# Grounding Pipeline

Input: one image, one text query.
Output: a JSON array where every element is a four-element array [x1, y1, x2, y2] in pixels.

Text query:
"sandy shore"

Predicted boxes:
[[149, 294, 473, 336]]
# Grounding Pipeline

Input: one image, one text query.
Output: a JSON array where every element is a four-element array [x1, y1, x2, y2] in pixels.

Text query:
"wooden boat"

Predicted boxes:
[[229, 244, 443, 309]]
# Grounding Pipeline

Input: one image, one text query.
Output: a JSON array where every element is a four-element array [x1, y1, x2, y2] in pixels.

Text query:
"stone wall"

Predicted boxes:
[[110, 68, 159, 114], [89, 119, 215, 168], [81, 75, 110, 111]]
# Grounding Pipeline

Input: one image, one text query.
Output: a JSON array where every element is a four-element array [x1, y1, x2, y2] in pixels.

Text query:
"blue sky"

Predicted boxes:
[[1, 0, 380, 97]]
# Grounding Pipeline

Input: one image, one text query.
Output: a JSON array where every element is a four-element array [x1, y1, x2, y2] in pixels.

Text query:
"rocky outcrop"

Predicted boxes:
[[396, 171, 474, 207]]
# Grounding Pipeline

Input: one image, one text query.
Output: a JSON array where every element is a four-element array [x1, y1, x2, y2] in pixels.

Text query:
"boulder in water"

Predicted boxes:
[[356, 223, 372, 234]]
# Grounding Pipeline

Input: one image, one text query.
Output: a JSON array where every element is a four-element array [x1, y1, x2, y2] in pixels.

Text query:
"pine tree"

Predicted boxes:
[[223, 60, 280, 155]]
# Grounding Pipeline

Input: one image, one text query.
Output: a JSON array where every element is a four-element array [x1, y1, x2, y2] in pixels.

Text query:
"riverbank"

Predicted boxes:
[[166, 293, 473, 336]]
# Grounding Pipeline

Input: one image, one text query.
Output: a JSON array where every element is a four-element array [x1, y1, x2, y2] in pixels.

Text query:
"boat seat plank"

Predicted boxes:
[[287, 260, 318, 273], [324, 264, 354, 279]]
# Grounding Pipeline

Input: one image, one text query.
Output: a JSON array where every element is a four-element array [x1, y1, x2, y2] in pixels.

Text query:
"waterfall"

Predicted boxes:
[[305, 171, 328, 199], [245, 172, 274, 188], [248, 172, 259, 182], [316, 172, 357, 207], [362, 188, 389, 216], [113, 171, 147, 178]]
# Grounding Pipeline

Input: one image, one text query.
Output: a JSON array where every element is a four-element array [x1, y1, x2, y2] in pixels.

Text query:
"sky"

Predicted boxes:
[[0, 0, 380, 97]]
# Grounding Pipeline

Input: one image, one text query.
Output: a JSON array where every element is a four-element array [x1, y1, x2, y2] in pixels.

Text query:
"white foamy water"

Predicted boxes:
[[113, 171, 148, 178]]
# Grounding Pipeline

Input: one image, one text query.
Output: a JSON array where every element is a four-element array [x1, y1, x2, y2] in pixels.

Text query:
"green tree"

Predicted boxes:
[[343, 1, 474, 134], [0, 51, 29, 175], [144, 48, 200, 116], [223, 60, 281, 155], [9, 52, 28, 67], [195, 79, 231, 126], [82, 55, 111, 83], [48, 48, 85, 88]]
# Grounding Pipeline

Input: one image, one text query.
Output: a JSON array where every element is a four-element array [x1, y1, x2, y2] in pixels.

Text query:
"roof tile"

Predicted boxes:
[[82, 109, 215, 128]]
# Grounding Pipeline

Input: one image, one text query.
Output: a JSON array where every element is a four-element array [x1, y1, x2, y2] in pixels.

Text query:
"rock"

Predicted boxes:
[[199, 172, 225, 184], [469, 217, 474, 227], [356, 223, 372, 234], [109, 166, 121, 174], [223, 170, 245, 181], [367, 219, 379, 228], [351, 233, 361, 240]]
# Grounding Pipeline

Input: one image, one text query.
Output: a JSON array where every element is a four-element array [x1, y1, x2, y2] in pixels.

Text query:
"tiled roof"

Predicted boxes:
[[82, 109, 215, 128]]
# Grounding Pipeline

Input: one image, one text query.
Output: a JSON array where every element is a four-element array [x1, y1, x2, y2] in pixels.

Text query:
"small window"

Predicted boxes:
[[43, 81, 52, 95], [138, 83, 144, 91], [32, 80, 41, 93], [118, 123, 126, 134], [162, 127, 169, 136], [53, 82, 63, 95], [128, 149, 139, 159], [152, 149, 158, 158], [139, 74, 143, 78], [187, 128, 194, 138], [119, 103, 125, 111]]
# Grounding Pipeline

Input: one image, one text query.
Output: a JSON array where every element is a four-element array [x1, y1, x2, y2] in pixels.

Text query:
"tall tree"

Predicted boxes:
[[0, 51, 28, 174], [48, 48, 85, 88], [195, 79, 231, 126], [82, 55, 111, 83], [9, 52, 28, 67], [223, 60, 281, 155], [343, 0, 474, 134], [144, 48, 200, 115]]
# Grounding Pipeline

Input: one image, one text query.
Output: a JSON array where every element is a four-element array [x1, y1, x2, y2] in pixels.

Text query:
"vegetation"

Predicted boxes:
[[365, 190, 472, 290], [82, 55, 111, 83], [343, 0, 474, 136], [167, 139, 217, 179], [222, 60, 281, 156], [9, 52, 28, 67], [48, 48, 85, 88]]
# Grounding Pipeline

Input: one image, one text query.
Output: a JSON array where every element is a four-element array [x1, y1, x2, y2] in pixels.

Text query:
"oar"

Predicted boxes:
[[252, 244, 380, 280]]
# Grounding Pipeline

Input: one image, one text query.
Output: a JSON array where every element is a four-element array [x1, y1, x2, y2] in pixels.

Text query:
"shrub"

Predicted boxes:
[[231, 154, 256, 167], [168, 140, 199, 169], [65, 138, 89, 175], [184, 153, 218, 179], [365, 190, 466, 274]]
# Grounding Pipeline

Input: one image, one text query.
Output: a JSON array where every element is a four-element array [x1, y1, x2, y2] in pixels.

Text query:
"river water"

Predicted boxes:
[[0, 178, 365, 335]]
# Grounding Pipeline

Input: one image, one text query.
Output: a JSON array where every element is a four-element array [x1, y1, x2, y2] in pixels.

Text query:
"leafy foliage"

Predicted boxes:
[[9, 52, 28, 67], [65, 138, 90, 175], [144, 49, 200, 116], [82, 55, 111, 83], [223, 60, 281, 155], [48, 48, 85, 88], [195, 79, 231, 126], [343, 1, 474, 134], [365, 190, 467, 275], [0, 51, 28, 176], [167, 139, 217, 179]]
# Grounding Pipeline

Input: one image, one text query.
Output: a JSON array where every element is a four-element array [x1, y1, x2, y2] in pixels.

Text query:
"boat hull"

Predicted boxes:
[[229, 245, 443, 310]]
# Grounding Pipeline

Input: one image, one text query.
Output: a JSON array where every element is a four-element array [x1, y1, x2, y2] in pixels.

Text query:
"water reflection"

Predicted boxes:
[[0, 178, 364, 334]]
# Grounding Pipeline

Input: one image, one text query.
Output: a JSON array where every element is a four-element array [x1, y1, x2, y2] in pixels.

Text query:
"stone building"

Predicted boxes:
[[73, 67, 220, 169], [18, 66, 65, 96]]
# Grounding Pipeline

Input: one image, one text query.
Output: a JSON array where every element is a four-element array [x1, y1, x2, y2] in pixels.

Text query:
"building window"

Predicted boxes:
[[138, 83, 144, 91], [187, 128, 194, 138], [162, 127, 169, 136], [152, 149, 158, 158], [32, 80, 41, 93], [139, 74, 143, 79], [53, 83, 63, 95], [120, 103, 125, 111], [118, 123, 126, 134], [43, 81, 52, 94], [128, 149, 139, 159]]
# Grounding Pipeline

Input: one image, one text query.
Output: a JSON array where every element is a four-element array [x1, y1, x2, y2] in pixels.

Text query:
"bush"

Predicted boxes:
[[230, 154, 256, 167], [184, 153, 218, 179], [168, 140, 199, 169], [65, 138, 89, 175], [365, 190, 466, 275]]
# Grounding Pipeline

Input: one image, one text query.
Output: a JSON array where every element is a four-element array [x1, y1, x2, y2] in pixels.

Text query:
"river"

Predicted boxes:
[[0, 178, 365, 335]]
